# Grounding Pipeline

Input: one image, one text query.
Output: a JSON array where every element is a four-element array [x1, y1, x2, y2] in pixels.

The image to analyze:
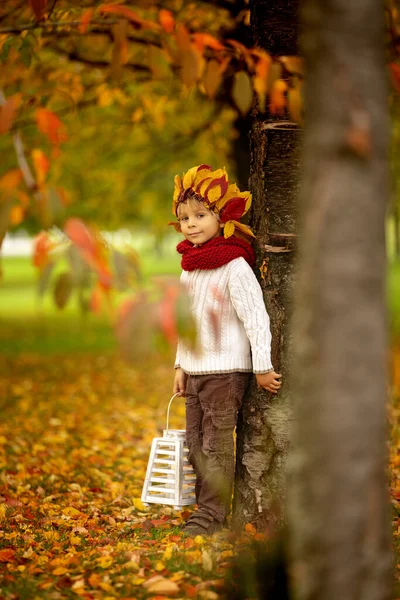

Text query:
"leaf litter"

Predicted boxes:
[[0, 354, 265, 599]]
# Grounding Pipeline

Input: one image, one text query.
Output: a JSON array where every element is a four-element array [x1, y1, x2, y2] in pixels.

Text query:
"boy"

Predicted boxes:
[[170, 165, 282, 536]]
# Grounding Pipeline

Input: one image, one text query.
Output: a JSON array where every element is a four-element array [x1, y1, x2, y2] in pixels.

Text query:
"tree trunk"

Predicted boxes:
[[288, 0, 392, 598], [233, 0, 301, 529]]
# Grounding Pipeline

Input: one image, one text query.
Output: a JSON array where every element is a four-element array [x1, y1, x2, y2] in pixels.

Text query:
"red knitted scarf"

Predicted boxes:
[[177, 236, 255, 271]]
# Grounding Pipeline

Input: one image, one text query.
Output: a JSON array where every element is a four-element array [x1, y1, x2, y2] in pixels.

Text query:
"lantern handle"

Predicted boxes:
[[166, 392, 182, 432]]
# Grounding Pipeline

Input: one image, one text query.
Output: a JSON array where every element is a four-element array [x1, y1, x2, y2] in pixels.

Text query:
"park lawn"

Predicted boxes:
[[0, 254, 181, 354]]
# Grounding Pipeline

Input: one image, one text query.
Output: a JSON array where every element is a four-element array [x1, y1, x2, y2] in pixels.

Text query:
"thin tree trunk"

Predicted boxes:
[[288, 0, 392, 598], [233, 0, 301, 529]]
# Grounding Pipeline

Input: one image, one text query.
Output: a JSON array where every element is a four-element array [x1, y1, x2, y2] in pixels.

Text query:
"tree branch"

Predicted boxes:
[[0, 88, 36, 192], [0, 18, 123, 34], [49, 44, 152, 76]]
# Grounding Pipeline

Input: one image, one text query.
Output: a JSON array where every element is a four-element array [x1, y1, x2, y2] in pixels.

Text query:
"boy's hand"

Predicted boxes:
[[256, 371, 282, 394], [173, 368, 187, 397]]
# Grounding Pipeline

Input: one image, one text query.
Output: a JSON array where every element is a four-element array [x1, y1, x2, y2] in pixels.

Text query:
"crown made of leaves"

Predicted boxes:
[[169, 164, 255, 239]]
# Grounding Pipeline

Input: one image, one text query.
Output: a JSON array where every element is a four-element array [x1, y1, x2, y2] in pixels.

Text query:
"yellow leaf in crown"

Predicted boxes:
[[197, 177, 212, 197], [231, 220, 255, 238], [208, 184, 224, 203], [244, 192, 252, 213], [193, 168, 213, 191], [182, 165, 200, 189], [215, 183, 240, 211], [223, 220, 235, 238], [172, 174, 183, 213], [173, 174, 182, 200]]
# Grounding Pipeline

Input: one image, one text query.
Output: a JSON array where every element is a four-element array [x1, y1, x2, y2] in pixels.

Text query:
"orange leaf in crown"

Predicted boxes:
[[220, 197, 247, 223], [205, 174, 229, 203]]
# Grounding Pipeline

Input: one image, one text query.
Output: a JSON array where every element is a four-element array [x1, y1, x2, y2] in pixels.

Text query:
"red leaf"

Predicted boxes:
[[29, 0, 47, 19], [220, 197, 247, 223], [159, 9, 175, 33], [35, 109, 67, 146], [204, 175, 229, 201], [158, 286, 179, 344], [0, 549, 15, 563]]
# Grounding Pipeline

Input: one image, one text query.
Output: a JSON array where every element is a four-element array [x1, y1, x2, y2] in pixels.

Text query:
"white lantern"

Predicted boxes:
[[141, 394, 196, 509]]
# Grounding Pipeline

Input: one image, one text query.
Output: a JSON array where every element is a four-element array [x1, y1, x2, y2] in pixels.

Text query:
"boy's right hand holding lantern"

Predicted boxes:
[[256, 371, 282, 394], [173, 368, 187, 397]]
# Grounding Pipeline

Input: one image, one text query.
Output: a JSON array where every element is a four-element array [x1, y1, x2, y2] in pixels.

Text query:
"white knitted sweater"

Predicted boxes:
[[175, 257, 273, 375]]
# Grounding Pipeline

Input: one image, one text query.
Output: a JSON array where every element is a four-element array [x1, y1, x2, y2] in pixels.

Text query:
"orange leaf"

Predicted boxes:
[[64, 218, 112, 287], [35, 108, 67, 146], [28, 0, 47, 19], [0, 169, 22, 192], [0, 548, 15, 562], [192, 33, 225, 52], [245, 522, 257, 535], [159, 9, 175, 34], [32, 149, 50, 187], [9, 205, 24, 226], [78, 8, 94, 34], [64, 218, 96, 256], [269, 79, 288, 116], [32, 231, 53, 269], [0, 94, 22, 135]]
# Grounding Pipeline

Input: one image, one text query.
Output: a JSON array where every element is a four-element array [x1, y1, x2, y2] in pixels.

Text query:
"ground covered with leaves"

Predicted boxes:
[[0, 354, 268, 600]]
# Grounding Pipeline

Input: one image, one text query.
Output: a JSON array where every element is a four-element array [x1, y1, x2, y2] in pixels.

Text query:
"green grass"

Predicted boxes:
[[0, 253, 180, 354], [2, 254, 400, 355]]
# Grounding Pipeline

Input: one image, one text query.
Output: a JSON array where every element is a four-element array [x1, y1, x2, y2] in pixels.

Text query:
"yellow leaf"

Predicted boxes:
[[223, 221, 235, 238], [52, 567, 69, 576], [155, 561, 165, 571], [62, 506, 83, 518], [194, 535, 204, 545], [288, 82, 303, 126], [232, 71, 253, 116], [163, 545, 173, 561], [69, 535, 81, 546], [133, 497, 145, 511], [97, 555, 113, 569]]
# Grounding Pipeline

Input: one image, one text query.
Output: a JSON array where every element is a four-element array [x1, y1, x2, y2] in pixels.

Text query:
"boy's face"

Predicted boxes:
[[177, 200, 223, 246]]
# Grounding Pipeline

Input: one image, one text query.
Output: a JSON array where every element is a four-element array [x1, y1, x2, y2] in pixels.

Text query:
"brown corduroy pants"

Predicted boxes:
[[185, 372, 250, 523]]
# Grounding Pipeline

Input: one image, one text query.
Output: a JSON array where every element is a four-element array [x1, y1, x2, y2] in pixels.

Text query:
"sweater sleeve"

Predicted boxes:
[[228, 258, 273, 374]]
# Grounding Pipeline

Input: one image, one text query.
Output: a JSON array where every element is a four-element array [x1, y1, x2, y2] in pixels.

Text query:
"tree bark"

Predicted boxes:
[[288, 0, 392, 598], [233, 0, 301, 529]]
